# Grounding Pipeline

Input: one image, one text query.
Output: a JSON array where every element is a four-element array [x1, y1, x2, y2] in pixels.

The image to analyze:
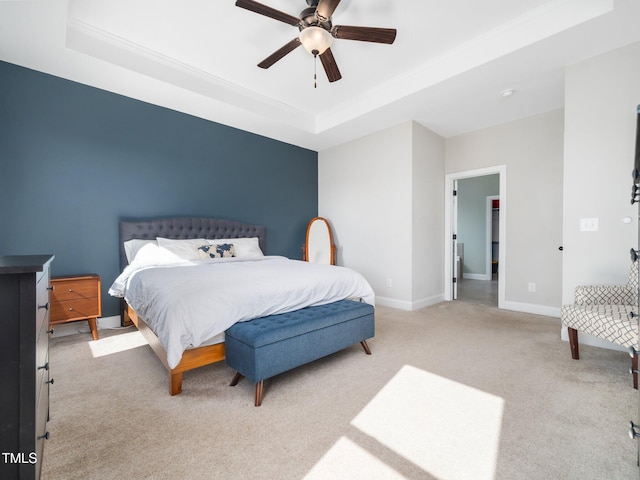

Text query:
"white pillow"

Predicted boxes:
[[124, 239, 157, 263], [207, 237, 264, 258], [131, 242, 185, 266], [156, 237, 208, 260]]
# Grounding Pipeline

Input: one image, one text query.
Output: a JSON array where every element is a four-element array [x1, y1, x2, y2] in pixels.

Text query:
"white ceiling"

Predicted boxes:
[[1, 0, 640, 151]]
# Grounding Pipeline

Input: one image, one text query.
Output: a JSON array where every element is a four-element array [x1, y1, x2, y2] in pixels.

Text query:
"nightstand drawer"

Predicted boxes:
[[50, 297, 100, 322], [51, 277, 99, 302]]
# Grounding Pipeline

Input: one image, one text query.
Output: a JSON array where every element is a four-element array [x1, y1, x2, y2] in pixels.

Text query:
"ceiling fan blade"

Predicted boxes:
[[319, 48, 342, 82], [258, 38, 301, 69], [315, 0, 341, 22], [235, 0, 301, 26], [331, 25, 397, 44]]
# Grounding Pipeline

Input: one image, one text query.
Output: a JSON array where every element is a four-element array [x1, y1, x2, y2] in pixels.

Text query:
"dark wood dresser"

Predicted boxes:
[[0, 255, 54, 480]]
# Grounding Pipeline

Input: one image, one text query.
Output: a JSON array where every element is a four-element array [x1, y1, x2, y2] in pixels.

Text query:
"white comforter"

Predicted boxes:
[[109, 256, 374, 369]]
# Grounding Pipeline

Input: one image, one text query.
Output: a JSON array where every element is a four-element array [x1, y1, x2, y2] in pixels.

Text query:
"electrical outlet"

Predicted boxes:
[[580, 218, 599, 232], [386, 278, 393, 288], [528, 282, 536, 292]]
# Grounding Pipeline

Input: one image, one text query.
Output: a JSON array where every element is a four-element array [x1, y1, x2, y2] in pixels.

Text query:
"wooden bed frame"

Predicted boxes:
[[118, 217, 267, 395]]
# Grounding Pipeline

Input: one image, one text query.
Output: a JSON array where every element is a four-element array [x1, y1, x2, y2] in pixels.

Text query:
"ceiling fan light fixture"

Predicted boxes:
[[299, 26, 333, 55]]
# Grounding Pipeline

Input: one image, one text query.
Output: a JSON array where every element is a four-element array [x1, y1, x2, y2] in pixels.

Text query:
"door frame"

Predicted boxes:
[[444, 165, 506, 308]]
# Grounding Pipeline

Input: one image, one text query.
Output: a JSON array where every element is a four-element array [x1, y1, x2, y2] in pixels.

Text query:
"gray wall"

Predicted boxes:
[[447, 109, 564, 312], [561, 41, 640, 347], [319, 121, 446, 311], [0, 61, 318, 316]]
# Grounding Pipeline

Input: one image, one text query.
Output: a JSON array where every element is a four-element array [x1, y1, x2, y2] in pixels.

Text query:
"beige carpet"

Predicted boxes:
[[42, 302, 638, 480]]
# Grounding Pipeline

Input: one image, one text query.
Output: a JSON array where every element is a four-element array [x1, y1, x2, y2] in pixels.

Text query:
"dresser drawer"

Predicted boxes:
[[36, 269, 50, 334], [36, 327, 49, 380]]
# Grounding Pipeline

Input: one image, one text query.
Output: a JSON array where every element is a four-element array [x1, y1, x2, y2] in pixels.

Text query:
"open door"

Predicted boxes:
[[452, 180, 459, 299], [444, 166, 506, 308]]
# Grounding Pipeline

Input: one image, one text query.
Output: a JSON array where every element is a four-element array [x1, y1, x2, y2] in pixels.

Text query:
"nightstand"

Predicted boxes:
[[50, 274, 101, 340]]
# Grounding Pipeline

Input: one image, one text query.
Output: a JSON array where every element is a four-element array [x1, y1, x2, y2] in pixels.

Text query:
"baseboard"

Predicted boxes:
[[501, 300, 561, 318], [462, 273, 491, 281], [411, 294, 446, 310], [51, 315, 121, 338], [376, 294, 444, 311]]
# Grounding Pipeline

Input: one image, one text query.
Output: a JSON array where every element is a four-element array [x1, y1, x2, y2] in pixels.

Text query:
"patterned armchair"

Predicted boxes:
[[560, 261, 639, 389]]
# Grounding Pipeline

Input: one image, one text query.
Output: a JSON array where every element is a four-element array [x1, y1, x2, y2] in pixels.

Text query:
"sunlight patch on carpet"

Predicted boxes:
[[304, 436, 407, 480], [88, 331, 148, 358], [351, 365, 504, 480]]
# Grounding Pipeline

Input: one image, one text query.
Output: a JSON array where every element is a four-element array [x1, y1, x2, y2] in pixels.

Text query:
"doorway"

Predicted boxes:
[[444, 166, 506, 308]]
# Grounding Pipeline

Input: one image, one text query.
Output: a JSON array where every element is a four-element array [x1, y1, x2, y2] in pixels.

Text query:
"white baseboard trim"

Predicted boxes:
[[412, 294, 446, 310], [376, 294, 444, 311], [501, 300, 561, 318], [51, 315, 122, 338], [463, 273, 491, 281]]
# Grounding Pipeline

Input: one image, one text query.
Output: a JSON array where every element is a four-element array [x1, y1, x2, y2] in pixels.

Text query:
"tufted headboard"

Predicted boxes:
[[118, 217, 267, 272]]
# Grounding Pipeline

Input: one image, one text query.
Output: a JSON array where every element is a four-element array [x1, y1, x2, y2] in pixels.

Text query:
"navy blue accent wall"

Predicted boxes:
[[0, 61, 318, 316]]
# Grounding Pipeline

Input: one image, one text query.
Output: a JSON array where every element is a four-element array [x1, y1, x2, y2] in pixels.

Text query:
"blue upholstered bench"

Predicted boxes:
[[225, 299, 375, 406]]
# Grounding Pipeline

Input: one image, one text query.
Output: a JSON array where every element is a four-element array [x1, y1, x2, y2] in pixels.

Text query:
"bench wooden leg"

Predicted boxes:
[[360, 340, 372, 355], [568, 327, 579, 360], [255, 380, 264, 407], [230, 372, 242, 386]]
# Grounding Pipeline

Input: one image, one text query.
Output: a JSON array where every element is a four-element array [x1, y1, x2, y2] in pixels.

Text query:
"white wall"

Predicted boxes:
[[561, 41, 640, 348], [446, 109, 564, 313], [318, 121, 445, 310], [318, 40, 640, 325], [411, 122, 446, 308], [563, 41, 640, 302]]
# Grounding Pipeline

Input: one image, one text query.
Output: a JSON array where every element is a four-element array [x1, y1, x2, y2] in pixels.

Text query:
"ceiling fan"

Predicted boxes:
[[235, 0, 397, 84]]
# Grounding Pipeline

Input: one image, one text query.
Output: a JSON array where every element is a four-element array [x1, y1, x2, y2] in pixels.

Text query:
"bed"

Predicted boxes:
[[109, 216, 375, 395]]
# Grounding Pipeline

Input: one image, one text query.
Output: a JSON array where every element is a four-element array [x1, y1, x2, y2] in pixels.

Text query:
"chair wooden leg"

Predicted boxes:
[[230, 371, 242, 386], [633, 354, 638, 390], [568, 327, 580, 360], [255, 380, 264, 407], [360, 340, 372, 355]]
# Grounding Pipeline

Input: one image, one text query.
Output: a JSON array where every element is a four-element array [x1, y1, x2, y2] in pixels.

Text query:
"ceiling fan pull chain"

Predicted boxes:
[[313, 50, 318, 88]]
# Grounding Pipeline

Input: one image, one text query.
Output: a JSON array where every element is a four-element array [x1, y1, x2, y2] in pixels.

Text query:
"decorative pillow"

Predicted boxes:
[[198, 243, 236, 259], [156, 238, 208, 260], [206, 237, 263, 258]]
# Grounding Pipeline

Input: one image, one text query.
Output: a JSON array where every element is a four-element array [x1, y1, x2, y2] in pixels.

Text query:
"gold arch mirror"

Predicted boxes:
[[302, 217, 336, 265]]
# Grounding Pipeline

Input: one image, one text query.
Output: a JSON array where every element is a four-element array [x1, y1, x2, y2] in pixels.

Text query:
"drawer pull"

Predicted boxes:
[[37, 432, 49, 441], [47, 285, 54, 291], [38, 302, 49, 311], [47, 328, 54, 335], [47, 378, 54, 385], [38, 362, 49, 371], [68, 288, 73, 292], [68, 307, 74, 311]]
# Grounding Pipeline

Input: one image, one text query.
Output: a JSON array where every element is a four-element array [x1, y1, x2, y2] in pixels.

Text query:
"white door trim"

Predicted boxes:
[[444, 166, 506, 308]]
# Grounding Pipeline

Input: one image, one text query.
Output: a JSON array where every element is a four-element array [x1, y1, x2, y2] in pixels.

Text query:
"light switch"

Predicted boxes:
[[580, 218, 599, 231]]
